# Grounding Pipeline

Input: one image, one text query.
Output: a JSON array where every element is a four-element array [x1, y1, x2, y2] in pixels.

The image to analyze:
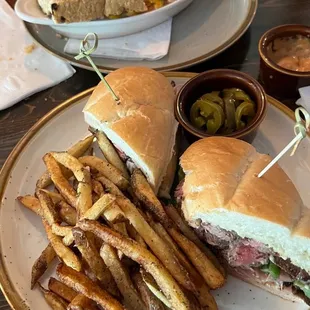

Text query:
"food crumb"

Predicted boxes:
[[24, 43, 36, 54], [8, 57, 13, 60]]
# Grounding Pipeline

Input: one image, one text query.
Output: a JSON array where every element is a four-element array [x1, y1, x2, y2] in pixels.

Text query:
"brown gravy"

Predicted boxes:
[[267, 35, 310, 72]]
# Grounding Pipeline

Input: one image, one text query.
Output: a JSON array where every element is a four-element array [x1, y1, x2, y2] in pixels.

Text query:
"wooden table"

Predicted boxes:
[[1, 0, 310, 309]]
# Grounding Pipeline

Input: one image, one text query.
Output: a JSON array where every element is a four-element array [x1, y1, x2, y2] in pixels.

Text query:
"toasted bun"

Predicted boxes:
[[180, 137, 310, 272], [83, 67, 178, 194]]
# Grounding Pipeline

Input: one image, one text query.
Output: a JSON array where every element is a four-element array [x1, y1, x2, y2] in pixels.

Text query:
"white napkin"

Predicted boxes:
[[64, 18, 172, 61], [296, 86, 310, 111], [0, 1, 75, 111]]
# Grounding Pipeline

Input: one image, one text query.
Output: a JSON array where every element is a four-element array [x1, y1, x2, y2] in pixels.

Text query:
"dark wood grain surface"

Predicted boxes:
[[1, 0, 310, 309]]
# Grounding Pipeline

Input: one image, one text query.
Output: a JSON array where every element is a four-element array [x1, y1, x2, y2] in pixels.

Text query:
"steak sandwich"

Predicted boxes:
[[177, 137, 310, 304], [83, 67, 178, 198]]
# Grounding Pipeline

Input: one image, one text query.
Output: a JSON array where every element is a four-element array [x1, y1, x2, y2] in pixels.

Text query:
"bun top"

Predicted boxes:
[[180, 137, 303, 229], [83, 67, 178, 193], [180, 137, 310, 272]]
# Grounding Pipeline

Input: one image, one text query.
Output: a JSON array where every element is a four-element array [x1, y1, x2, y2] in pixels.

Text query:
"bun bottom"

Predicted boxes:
[[228, 267, 302, 304]]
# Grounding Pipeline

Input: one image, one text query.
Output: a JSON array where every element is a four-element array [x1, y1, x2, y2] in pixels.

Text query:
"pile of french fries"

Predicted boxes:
[[17, 130, 226, 310]]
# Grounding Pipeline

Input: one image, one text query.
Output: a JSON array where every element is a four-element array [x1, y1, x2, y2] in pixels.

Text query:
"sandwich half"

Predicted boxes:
[[83, 67, 178, 197], [178, 136, 310, 305]]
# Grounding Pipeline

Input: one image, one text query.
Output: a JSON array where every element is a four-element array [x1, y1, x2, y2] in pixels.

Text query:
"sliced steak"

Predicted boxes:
[[274, 256, 310, 281]]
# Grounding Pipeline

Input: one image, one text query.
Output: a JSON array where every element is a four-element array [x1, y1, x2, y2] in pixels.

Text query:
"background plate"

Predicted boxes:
[[25, 0, 257, 72], [0, 73, 308, 310]]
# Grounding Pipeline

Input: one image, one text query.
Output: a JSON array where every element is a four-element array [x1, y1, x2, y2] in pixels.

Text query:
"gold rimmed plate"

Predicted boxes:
[[0, 72, 309, 310], [24, 0, 257, 73]]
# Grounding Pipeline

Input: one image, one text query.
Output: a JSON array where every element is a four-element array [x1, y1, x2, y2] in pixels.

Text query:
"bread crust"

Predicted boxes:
[[83, 67, 178, 193], [181, 137, 303, 230]]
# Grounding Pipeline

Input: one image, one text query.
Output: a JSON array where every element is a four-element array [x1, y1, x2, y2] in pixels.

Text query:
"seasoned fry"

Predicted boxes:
[[43, 153, 77, 207], [51, 152, 92, 217], [72, 227, 119, 297], [41, 190, 63, 204], [79, 156, 129, 191], [112, 222, 128, 259], [62, 193, 117, 247], [31, 243, 56, 289], [37, 189, 60, 225], [140, 270, 172, 309], [116, 196, 194, 292], [81, 194, 116, 221], [92, 179, 104, 197], [149, 218, 218, 308], [164, 205, 225, 276], [77, 220, 191, 310], [103, 204, 126, 224], [68, 294, 98, 310], [126, 223, 147, 248], [17, 195, 43, 216], [57, 263, 125, 310], [38, 283, 68, 310], [43, 220, 81, 271], [169, 227, 225, 290], [96, 176, 125, 197], [132, 272, 166, 310], [48, 277, 78, 302], [100, 244, 145, 310], [37, 135, 94, 189], [93, 130, 130, 180], [57, 201, 77, 226], [131, 169, 170, 226]]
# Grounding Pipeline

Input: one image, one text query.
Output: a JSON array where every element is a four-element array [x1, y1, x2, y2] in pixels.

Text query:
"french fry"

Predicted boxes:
[[51, 152, 92, 218], [37, 189, 74, 238], [37, 189, 61, 225], [93, 130, 130, 180], [79, 156, 129, 191], [68, 294, 99, 310], [103, 204, 126, 224], [116, 197, 194, 292], [72, 227, 119, 297], [40, 190, 63, 204], [132, 272, 166, 310], [96, 176, 125, 197], [62, 194, 117, 247], [57, 201, 77, 226], [43, 220, 81, 271], [17, 195, 43, 217], [37, 135, 94, 189], [164, 205, 225, 276], [38, 283, 68, 310], [77, 220, 191, 310], [43, 153, 77, 207], [81, 194, 116, 221], [169, 228, 225, 290], [100, 244, 145, 310], [48, 277, 78, 302], [131, 169, 170, 226], [140, 270, 172, 309], [126, 223, 147, 248], [57, 263, 125, 310], [92, 179, 104, 197], [31, 243, 56, 289], [112, 222, 128, 259], [149, 219, 218, 308]]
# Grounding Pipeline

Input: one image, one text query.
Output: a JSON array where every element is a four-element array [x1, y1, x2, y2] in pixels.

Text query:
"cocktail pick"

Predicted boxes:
[[258, 107, 310, 178], [75, 33, 120, 104]]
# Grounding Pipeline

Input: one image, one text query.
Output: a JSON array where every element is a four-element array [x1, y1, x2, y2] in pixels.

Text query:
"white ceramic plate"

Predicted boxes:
[[15, 0, 193, 39], [0, 73, 309, 310], [24, 0, 257, 72]]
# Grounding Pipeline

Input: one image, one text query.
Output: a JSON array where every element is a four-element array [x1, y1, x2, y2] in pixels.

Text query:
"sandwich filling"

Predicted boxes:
[[175, 178, 310, 305]]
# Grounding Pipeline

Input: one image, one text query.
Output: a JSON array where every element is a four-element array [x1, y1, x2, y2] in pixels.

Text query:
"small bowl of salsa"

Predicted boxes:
[[259, 24, 310, 99], [175, 69, 267, 144]]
